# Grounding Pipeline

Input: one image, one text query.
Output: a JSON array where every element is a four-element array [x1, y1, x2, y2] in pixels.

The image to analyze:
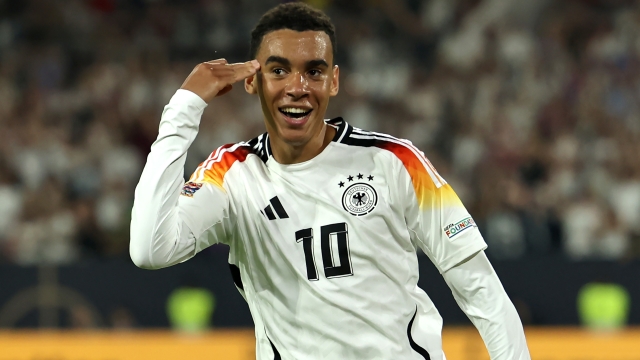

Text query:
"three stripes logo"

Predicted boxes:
[[261, 196, 289, 220]]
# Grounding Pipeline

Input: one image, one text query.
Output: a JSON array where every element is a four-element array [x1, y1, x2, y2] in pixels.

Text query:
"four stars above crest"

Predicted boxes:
[[338, 173, 374, 188]]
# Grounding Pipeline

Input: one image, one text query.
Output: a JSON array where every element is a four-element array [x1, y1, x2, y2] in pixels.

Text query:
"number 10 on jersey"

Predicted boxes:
[[295, 222, 353, 281]]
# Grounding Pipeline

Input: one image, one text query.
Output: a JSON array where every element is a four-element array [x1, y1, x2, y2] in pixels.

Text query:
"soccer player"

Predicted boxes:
[[130, 3, 531, 359]]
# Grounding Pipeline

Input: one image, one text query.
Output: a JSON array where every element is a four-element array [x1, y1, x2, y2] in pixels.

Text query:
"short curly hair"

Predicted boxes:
[[250, 2, 336, 60]]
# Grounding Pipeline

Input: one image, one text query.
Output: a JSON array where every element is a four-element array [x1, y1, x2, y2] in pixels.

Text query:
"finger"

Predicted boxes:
[[204, 58, 228, 65], [203, 59, 228, 70], [229, 60, 261, 82], [216, 84, 233, 97], [226, 60, 258, 71]]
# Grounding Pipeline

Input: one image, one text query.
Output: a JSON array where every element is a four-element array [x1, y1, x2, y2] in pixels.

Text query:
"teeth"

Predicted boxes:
[[281, 107, 310, 114]]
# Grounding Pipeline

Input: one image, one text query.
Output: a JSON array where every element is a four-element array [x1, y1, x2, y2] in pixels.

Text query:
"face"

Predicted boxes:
[[245, 29, 339, 147]]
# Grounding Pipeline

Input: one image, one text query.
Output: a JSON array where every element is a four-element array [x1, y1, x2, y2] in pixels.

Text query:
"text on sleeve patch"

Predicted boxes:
[[444, 217, 477, 239]]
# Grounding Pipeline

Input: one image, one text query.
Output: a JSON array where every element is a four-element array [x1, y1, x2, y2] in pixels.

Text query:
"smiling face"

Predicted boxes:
[[245, 29, 339, 149]]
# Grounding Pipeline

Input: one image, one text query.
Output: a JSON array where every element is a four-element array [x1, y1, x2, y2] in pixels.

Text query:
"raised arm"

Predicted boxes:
[[129, 59, 260, 269]]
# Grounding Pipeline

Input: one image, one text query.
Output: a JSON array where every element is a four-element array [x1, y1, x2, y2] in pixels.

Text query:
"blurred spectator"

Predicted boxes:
[[0, 0, 639, 264], [109, 304, 136, 330], [68, 303, 99, 329]]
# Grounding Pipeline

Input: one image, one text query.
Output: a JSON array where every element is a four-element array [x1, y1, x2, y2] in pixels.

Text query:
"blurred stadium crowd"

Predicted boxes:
[[0, 0, 639, 265]]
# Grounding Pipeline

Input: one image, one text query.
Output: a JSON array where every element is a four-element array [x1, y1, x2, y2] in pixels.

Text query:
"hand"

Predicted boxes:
[[180, 59, 261, 103]]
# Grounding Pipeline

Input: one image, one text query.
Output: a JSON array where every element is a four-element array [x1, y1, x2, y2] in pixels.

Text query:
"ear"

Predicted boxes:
[[245, 73, 258, 95], [330, 65, 339, 97]]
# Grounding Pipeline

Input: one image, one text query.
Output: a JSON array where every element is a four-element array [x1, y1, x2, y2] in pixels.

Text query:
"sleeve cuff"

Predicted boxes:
[[170, 89, 208, 111]]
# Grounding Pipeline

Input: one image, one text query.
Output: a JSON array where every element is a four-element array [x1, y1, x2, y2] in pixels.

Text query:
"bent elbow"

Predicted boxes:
[[129, 217, 161, 269], [129, 215, 191, 270], [129, 238, 158, 269], [130, 247, 154, 269]]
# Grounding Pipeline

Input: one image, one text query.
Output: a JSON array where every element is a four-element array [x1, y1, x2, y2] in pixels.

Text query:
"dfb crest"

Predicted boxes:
[[342, 182, 377, 216]]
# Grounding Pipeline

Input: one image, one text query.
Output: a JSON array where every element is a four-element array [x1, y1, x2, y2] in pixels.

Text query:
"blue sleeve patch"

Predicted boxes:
[[180, 182, 203, 197]]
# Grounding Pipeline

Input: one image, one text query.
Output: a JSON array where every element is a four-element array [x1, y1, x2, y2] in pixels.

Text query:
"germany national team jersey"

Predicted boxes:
[[131, 90, 488, 360]]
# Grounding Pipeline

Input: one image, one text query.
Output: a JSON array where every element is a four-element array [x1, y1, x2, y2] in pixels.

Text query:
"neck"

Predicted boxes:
[[270, 124, 336, 164]]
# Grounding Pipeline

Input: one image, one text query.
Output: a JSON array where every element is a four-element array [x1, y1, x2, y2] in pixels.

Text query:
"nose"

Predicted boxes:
[[285, 72, 309, 100]]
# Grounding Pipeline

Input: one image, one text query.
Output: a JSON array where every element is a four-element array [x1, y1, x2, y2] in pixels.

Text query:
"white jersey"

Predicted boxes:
[[130, 90, 528, 360]]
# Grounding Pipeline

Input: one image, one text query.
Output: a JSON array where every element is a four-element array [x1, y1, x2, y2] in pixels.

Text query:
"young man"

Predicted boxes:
[[130, 3, 530, 359]]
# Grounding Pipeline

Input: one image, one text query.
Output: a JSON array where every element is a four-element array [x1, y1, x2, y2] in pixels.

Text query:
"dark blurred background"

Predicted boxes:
[[0, 0, 638, 331]]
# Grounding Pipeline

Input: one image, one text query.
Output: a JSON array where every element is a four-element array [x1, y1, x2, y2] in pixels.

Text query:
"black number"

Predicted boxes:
[[295, 222, 353, 280], [295, 228, 318, 281], [321, 223, 353, 278]]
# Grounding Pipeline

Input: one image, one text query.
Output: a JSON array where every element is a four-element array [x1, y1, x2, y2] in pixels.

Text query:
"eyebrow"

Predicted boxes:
[[265, 56, 329, 69], [307, 59, 329, 68], [265, 56, 290, 66]]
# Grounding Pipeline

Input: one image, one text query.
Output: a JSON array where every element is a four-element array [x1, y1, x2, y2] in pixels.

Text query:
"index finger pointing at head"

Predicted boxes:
[[230, 60, 261, 82]]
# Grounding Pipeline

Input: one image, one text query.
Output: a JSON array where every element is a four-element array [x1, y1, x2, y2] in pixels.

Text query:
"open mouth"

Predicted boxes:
[[279, 107, 312, 119]]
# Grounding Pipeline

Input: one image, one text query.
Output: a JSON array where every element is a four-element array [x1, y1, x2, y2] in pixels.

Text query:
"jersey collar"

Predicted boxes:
[[328, 117, 352, 144], [252, 118, 352, 164]]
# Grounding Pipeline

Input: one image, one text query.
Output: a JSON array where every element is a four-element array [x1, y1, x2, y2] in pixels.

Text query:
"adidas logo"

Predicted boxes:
[[261, 196, 289, 220]]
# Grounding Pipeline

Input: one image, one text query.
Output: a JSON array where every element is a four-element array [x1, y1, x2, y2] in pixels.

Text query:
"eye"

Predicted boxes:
[[308, 69, 322, 76], [273, 68, 286, 75]]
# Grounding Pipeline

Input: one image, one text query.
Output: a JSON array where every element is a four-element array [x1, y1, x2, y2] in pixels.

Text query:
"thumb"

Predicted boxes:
[[216, 84, 233, 97]]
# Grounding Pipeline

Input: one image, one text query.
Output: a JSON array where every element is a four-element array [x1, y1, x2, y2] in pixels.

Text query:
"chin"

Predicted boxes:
[[268, 114, 323, 147], [279, 131, 310, 146], [273, 121, 311, 143]]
